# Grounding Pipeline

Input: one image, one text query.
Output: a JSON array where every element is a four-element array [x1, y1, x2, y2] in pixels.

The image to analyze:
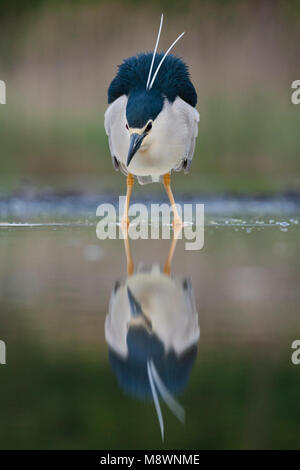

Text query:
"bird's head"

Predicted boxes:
[[125, 88, 164, 166]]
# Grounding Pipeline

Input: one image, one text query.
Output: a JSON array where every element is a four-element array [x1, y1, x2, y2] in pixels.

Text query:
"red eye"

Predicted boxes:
[[145, 122, 152, 132], [125, 123, 129, 130]]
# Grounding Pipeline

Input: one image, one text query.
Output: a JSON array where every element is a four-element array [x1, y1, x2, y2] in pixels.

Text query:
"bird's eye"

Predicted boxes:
[[125, 123, 129, 130], [145, 122, 152, 133]]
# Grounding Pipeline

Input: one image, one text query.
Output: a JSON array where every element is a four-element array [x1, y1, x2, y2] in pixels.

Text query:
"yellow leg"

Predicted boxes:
[[163, 224, 182, 275], [122, 173, 134, 227], [123, 228, 134, 276], [163, 173, 182, 227]]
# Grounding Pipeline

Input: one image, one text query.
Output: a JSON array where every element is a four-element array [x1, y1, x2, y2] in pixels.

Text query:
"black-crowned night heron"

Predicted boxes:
[[105, 14, 199, 226], [105, 229, 200, 439], [105, 265, 199, 440]]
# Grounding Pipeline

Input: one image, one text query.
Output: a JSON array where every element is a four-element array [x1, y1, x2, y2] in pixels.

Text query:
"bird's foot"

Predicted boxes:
[[121, 216, 130, 229]]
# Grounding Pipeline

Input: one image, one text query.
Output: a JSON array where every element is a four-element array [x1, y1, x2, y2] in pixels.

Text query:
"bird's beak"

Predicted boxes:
[[127, 287, 143, 317], [127, 133, 145, 167], [127, 286, 152, 331]]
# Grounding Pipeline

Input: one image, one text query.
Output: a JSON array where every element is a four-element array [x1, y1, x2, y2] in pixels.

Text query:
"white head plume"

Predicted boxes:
[[147, 359, 185, 441], [146, 14, 185, 91], [146, 14, 164, 90], [147, 360, 164, 440]]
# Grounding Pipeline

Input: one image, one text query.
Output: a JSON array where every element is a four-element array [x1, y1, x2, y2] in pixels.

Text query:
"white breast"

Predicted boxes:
[[105, 271, 200, 358], [105, 96, 199, 179]]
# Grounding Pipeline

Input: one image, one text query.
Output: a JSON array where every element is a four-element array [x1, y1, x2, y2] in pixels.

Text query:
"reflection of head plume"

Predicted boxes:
[[108, 314, 198, 440]]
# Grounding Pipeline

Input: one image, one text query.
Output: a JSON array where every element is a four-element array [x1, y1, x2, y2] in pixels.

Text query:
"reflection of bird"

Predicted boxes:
[[105, 265, 200, 440], [105, 14, 199, 226]]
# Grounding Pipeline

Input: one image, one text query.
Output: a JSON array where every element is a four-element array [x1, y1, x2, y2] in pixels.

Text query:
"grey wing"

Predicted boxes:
[[108, 135, 120, 171], [104, 96, 128, 175], [182, 277, 200, 343], [183, 107, 200, 174], [104, 103, 119, 171]]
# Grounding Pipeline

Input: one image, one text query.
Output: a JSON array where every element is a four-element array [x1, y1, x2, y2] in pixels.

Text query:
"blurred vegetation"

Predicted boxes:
[[1, 93, 299, 194], [1, 0, 300, 451], [0, 0, 300, 195]]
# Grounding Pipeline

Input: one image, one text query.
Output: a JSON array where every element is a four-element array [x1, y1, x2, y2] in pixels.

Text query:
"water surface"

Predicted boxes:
[[0, 198, 300, 449]]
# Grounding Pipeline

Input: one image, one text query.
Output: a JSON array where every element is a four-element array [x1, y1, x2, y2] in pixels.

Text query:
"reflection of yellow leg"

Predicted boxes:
[[163, 173, 182, 227], [163, 224, 182, 275], [122, 173, 134, 227], [121, 223, 134, 276]]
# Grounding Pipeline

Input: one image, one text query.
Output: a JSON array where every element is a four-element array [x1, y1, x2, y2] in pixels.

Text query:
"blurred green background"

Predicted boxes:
[[0, 0, 299, 195], [1, 0, 300, 451]]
